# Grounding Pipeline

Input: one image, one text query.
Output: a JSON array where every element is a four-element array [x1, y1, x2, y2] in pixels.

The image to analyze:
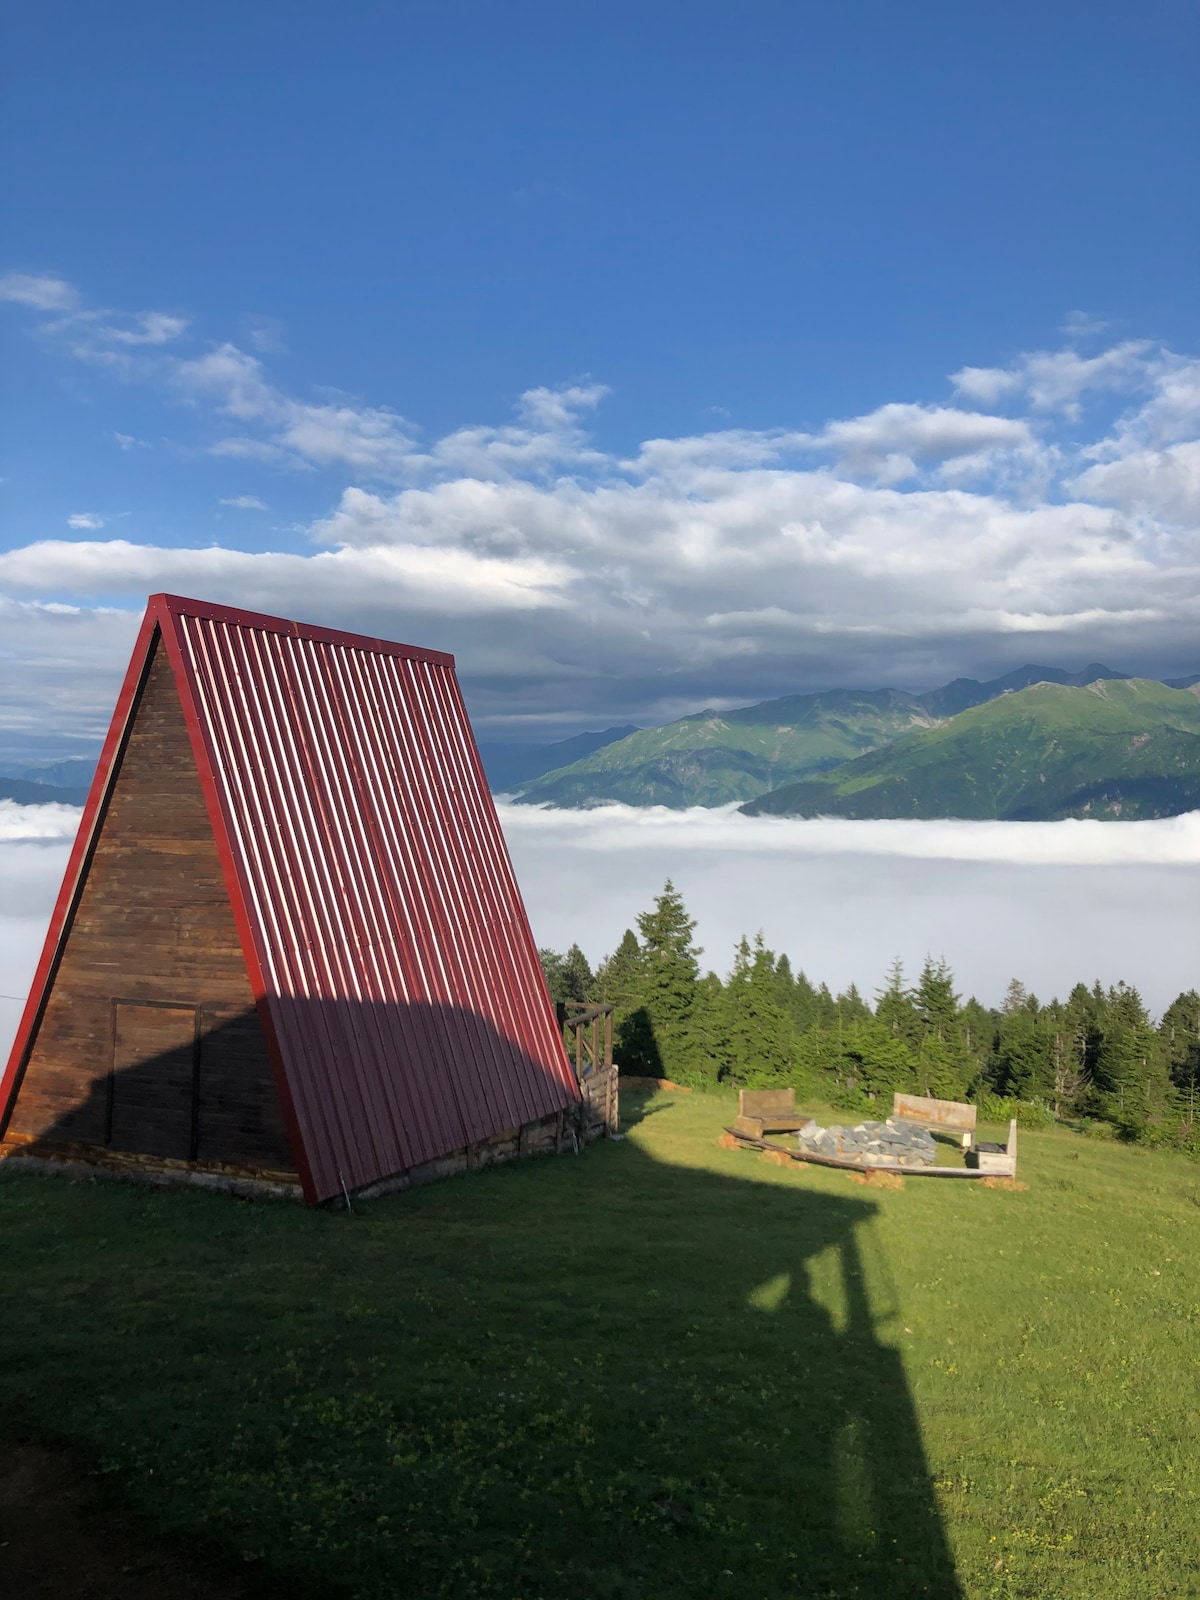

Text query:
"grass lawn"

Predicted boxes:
[[1, 1088, 1198, 1599]]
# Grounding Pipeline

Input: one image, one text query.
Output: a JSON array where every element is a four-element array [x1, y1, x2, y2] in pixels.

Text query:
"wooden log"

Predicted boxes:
[[722, 1126, 997, 1179]]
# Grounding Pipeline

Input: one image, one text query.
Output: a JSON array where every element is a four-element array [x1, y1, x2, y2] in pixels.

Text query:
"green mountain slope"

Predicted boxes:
[[514, 689, 940, 807], [742, 679, 1200, 821], [511, 662, 1139, 809], [476, 726, 637, 792]]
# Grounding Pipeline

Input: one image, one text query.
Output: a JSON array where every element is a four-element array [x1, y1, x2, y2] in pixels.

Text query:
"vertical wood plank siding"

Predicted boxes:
[[162, 599, 576, 1202], [4, 641, 294, 1171]]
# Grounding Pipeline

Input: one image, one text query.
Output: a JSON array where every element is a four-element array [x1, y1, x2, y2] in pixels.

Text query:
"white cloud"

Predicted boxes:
[[219, 495, 269, 510], [4, 280, 610, 485], [804, 402, 1033, 482], [952, 341, 1162, 417], [2, 284, 1198, 732], [2, 388, 1198, 732], [0, 538, 568, 619], [497, 801, 1200, 867], [0, 831, 78, 1064], [0, 597, 141, 762], [0, 799, 82, 842], [176, 342, 421, 476], [112, 432, 147, 451], [0, 271, 189, 369], [500, 805, 1200, 1014], [1081, 359, 1200, 460], [1072, 440, 1200, 526], [66, 513, 104, 530], [1065, 355, 1200, 523], [1, 801, 1195, 1073], [1061, 310, 1112, 340], [176, 346, 609, 483], [0, 273, 80, 312]]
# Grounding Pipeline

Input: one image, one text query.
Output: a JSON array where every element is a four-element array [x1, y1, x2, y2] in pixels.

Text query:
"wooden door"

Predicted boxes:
[[109, 1001, 199, 1159]]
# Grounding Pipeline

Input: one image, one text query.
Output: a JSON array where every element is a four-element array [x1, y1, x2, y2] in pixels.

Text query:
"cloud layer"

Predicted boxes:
[[3, 802, 1196, 1066], [2, 274, 1200, 742], [499, 806, 1200, 1018]]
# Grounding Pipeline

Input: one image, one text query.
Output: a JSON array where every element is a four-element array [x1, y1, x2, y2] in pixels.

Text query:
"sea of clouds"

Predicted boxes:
[[3, 799, 1197, 1067]]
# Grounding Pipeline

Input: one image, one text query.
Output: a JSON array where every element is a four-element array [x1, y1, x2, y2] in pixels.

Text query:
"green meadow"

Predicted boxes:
[[1, 1088, 1198, 1599]]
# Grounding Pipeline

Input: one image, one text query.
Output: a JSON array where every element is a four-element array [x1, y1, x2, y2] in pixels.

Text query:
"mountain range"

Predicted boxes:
[[0, 757, 96, 807], [5, 667, 1200, 821], [742, 678, 1200, 821], [509, 663, 1200, 813], [476, 727, 637, 794]]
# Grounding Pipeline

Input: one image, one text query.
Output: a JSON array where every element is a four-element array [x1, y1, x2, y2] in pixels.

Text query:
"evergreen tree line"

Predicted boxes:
[[539, 881, 1200, 1147]]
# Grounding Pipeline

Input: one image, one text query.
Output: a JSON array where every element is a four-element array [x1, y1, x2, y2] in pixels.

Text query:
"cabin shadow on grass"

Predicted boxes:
[[0, 1065, 962, 1600], [584, 1098, 964, 1600]]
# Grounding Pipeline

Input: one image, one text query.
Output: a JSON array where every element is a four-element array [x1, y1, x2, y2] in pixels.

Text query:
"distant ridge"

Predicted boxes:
[[0, 777, 90, 806], [921, 662, 1129, 718], [476, 726, 638, 793], [0, 757, 98, 791], [511, 662, 1196, 810], [6, 666, 1200, 817], [742, 678, 1200, 822]]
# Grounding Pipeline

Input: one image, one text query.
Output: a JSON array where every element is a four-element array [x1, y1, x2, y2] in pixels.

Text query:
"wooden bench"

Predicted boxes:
[[967, 1119, 1018, 1177], [733, 1088, 812, 1139], [892, 1092, 977, 1150]]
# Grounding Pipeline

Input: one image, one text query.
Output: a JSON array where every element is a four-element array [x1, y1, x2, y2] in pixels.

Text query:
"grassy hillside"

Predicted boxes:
[[744, 678, 1200, 820], [515, 689, 938, 807], [1, 1088, 1198, 1599]]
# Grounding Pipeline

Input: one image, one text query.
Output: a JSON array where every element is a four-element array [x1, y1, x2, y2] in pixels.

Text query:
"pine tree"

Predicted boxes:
[[723, 934, 794, 1085], [1047, 1017, 1088, 1118], [1092, 982, 1172, 1129], [1160, 990, 1200, 1135], [1160, 991, 1200, 1093], [789, 969, 821, 1035], [917, 1033, 963, 1100], [594, 929, 642, 1007], [813, 982, 838, 1031], [959, 996, 997, 1092], [912, 957, 970, 1097], [836, 1017, 916, 1099], [633, 881, 705, 1083], [1065, 982, 1102, 1089], [836, 982, 872, 1027], [537, 947, 570, 1005], [690, 971, 730, 1085], [595, 929, 660, 1077], [875, 959, 917, 1043], [992, 980, 1051, 1100]]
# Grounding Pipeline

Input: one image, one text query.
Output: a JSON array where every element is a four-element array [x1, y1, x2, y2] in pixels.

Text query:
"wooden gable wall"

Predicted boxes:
[[4, 635, 295, 1175]]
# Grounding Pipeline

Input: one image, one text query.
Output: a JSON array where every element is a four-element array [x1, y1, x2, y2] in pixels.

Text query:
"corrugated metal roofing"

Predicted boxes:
[[3, 594, 577, 1203]]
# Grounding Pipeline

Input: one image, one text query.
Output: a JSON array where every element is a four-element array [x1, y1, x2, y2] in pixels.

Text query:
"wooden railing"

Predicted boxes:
[[559, 1002, 618, 1138]]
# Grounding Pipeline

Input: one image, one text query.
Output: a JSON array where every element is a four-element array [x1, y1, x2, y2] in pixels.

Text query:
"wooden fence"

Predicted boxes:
[[561, 1002, 618, 1139]]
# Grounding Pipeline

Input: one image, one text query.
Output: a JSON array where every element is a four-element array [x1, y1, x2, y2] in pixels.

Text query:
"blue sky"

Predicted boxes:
[[2, 0, 1199, 757]]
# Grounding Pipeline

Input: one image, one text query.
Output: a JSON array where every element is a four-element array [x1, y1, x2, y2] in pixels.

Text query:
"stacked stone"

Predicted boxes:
[[796, 1116, 936, 1167]]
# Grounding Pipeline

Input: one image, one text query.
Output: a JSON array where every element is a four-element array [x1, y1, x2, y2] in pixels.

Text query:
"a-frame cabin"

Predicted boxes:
[[0, 595, 579, 1203]]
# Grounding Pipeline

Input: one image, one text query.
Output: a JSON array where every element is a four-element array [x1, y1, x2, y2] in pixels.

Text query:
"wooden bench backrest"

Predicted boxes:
[[738, 1088, 796, 1119], [892, 1092, 977, 1132]]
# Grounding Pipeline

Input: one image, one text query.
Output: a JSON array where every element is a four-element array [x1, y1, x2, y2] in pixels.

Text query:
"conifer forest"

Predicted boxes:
[[539, 881, 1200, 1150]]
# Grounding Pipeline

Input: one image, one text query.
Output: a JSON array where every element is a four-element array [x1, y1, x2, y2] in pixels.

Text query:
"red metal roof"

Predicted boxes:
[[2, 594, 577, 1203]]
